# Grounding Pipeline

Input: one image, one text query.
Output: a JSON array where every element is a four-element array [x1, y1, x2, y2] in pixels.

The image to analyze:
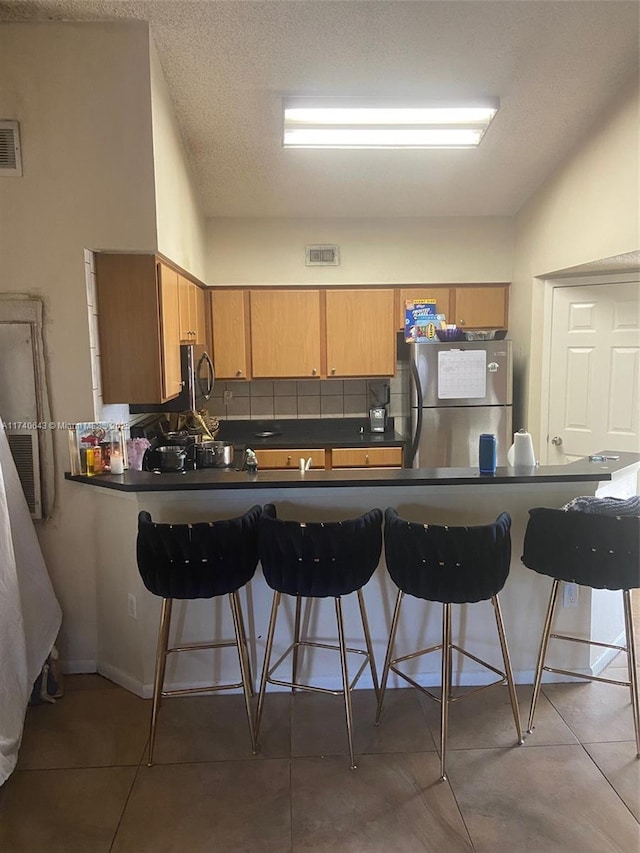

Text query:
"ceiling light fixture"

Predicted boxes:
[[283, 97, 499, 149]]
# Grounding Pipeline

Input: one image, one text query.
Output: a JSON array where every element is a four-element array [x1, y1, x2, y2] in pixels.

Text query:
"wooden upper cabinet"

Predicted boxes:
[[211, 289, 250, 380], [157, 263, 183, 400], [194, 285, 208, 347], [326, 289, 395, 377], [452, 286, 509, 329], [94, 253, 182, 404], [250, 289, 322, 378], [396, 287, 452, 331], [178, 274, 206, 343]]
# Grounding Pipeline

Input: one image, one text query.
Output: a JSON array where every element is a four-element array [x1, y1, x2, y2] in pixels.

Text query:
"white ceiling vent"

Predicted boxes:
[[306, 244, 340, 266], [0, 120, 23, 176]]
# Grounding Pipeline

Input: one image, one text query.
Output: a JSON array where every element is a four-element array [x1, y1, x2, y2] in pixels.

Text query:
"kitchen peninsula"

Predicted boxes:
[[66, 453, 639, 701]]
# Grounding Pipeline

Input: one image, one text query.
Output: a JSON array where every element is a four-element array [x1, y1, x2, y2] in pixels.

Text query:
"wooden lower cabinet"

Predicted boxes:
[[253, 446, 403, 470], [330, 447, 403, 468], [254, 449, 326, 470]]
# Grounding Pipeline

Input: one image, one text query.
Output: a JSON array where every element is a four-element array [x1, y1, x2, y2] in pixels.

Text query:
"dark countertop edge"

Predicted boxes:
[[64, 452, 640, 492]]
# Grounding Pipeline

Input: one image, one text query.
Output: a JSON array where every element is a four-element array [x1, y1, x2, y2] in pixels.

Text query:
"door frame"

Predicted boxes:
[[538, 270, 640, 464]]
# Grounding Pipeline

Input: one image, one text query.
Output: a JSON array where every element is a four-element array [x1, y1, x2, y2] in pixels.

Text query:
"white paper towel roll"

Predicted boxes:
[[512, 430, 536, 467]]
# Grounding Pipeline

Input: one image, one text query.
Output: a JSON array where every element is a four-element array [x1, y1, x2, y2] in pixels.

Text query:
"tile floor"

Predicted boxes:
[[1, 655, 638, 853]]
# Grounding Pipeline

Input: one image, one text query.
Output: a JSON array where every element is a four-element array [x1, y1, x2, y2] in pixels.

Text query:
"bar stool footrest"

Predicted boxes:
[[267, 639, 371, 696]]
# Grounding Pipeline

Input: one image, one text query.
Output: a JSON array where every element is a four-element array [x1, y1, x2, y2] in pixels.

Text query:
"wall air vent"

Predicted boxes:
[[306, 244, 339, 266], [6, 431, 42, 519], [0, 120, 23, 176]]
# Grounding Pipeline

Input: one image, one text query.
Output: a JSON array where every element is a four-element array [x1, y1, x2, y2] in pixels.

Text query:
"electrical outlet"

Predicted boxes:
[[127, 593, 137, 619], [223, 390, 233, 404], [562, 582, 579, 608]]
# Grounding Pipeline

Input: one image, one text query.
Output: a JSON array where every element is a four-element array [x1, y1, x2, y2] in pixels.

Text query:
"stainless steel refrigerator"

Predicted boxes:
[[407, 340, 512, 468]]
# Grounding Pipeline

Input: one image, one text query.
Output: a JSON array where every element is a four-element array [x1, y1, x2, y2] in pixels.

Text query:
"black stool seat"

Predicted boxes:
[[378, 508, 523, 781], [255, 504, 383, 768], [136, 506, 262, 765], [522, 506, 640, 755]]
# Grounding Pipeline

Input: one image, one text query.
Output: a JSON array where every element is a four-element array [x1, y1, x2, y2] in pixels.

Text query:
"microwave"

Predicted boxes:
[[129, 344, 214, 414]]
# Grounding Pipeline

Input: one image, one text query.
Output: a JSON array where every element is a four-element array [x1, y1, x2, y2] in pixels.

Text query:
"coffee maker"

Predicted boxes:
[[369, 384, 389, 433]]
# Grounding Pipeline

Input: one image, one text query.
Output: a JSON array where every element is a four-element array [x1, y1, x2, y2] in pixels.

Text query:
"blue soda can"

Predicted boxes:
[[479, 434, 497, 475]]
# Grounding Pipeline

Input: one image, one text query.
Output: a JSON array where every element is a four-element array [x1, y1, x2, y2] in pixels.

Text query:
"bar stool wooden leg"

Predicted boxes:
[[335, 597, 357, 769], [527, 579, 561, 733], [255, 591, 281, 747], [357, 588, 380, 703], [376, 590, 404, 724], [440, 602, 452, 781], [492, 594, 524, 744], [292, 596, 302, 693], [148, 598, 173, 767], [229, 591, 258, 754], [622, 590, 640, 757]]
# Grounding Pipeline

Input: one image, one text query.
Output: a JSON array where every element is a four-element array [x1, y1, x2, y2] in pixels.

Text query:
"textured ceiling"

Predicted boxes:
[[1, 0, 639, 220]]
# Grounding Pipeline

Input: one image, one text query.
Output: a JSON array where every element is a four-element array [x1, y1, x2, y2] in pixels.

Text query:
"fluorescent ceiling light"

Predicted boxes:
[[283, 98, 499, 149]]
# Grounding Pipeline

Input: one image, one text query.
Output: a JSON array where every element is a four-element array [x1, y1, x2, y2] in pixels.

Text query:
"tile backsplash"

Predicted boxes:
[[205, 362, 409, 428]]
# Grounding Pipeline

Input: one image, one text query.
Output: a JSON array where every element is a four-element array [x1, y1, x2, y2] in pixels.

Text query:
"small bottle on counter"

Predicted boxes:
[[92, 445, 103, 474], [479, 433, 497, 475], [244, 448, 258, 473]]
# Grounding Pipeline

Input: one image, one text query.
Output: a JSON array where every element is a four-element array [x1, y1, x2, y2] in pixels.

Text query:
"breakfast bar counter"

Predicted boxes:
[[65, 451, 639, 492], [65, 453, 640, 700]]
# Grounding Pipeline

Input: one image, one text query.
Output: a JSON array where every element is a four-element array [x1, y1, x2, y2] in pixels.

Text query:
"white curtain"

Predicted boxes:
[[0, 418, 61, 785]]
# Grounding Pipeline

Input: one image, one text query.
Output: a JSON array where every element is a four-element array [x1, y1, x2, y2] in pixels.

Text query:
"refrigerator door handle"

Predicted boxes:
[[407, 356, 423, 467]]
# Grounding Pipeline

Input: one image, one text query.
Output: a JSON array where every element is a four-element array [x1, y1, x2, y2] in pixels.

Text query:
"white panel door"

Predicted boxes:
[[547, 280, 640, 463]]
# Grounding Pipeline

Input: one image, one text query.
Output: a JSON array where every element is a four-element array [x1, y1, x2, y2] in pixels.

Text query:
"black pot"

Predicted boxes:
[[142, 442, 196, 472]]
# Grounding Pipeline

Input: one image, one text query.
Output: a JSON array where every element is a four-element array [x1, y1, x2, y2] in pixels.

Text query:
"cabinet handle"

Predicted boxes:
[[459, 320, 466, 326], [287, 456, 292, 464], [235, 369, 243, 377], [331, 367, 336, 375], [311, 368, 317, 376], [365, 454, 369, 464]]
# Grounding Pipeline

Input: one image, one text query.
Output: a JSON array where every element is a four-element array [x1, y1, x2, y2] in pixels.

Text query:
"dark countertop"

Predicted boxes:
[[215, 417, 406, 450], [65, 451, 640, 493]]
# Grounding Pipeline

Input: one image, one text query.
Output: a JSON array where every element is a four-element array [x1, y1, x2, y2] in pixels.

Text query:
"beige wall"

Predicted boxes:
[[149, 36, 207, 280], [0, 22, 157, 668], [205, 217, 513, 285], [511, 78, 640, 445]]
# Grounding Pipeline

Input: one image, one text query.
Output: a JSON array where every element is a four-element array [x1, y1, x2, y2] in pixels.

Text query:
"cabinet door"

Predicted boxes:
[[178, 275, 197, 342], [330, 447, 403, 468], [452, 286, 508, 329], [397, 287, 451, 331], [254, 449, 326, 469], [250, 290, 322, 378], [157, 263, 183, 400], [194, 285, 208, 347], [326, 289, 395, 377], [211, 290, 250, 379]]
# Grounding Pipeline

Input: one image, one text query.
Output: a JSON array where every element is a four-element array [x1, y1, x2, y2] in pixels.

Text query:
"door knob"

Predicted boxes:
[[551, 436, 563, 446]]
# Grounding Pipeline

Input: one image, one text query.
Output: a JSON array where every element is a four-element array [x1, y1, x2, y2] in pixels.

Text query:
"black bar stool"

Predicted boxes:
[[136, 505, 262, 765], [255, 504, 383, 769], [377, 508, 523, 781], [522, 506, 640, 756]]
